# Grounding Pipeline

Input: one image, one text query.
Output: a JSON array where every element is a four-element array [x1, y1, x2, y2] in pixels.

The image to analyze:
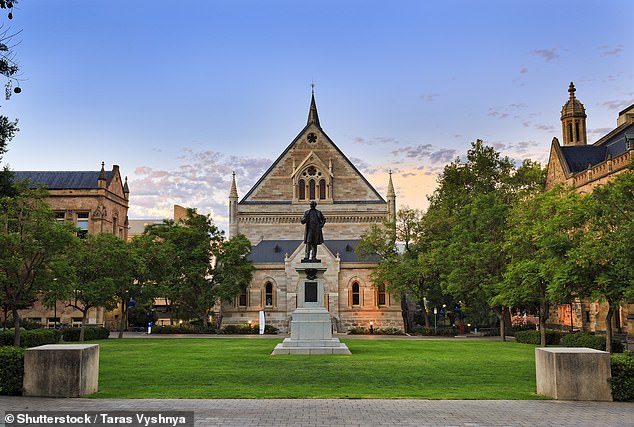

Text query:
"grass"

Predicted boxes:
[[92, 338, 543, 399]]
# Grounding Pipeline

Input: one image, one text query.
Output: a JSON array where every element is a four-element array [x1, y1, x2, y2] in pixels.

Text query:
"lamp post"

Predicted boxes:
[[433, 307, 437, 334], [369, 321, 374, 335]]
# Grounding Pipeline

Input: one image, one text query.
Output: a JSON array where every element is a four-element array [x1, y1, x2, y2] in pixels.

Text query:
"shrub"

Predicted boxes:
[[561, 332, 624, 353], [347, 327, 369, 335], [0, 329, 61, 348], [610, 351, 634, 401], [412, 326, 455, 337], [221, 324, 257, 334], [514, 330, 562, 345], [62, 327, 110, 342], [264, 324, 279, 334], [0, 346, 24, 395], [377, 327, 405, 335]]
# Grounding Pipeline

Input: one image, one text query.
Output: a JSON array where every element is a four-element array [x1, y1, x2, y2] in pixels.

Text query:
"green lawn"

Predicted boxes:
[[93, 338, 543, 399]]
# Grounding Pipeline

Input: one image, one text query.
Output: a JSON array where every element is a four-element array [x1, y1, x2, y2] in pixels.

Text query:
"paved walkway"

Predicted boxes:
[[1, 397, 633, 426]]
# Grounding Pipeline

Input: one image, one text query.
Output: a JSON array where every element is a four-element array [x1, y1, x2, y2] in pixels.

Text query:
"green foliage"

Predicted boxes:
[[610, 351, 634, 401], [143, 211, 253, 329], [0, 184, 78, 345], [347, 327, 370, 335], [412, 326, 455, 336], [151, 325, 217, 334], [561, 332, 623, 353], [0, 328, 60, 347], [61, 327, 110, 342], [513, 330, 562, 345], [0, 346, 24, 395]]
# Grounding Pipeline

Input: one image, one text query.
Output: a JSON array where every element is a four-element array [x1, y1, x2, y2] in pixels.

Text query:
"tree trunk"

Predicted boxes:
[[201, 311, 208, 329], [605, 304, 614, 354], [118, 298, 126, 339], [79, 312, 87, 342], [12, 307, 21, 347], [400, 292, 413, 333], [539, 282, 549, 347], [215, 302, 224, 330], [423, 303, 430, 328], [493, 306, 506, 342]]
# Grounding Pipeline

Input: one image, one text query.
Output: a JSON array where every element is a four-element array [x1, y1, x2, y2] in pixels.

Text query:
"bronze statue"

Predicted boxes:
[[301, 201, 326, 261]]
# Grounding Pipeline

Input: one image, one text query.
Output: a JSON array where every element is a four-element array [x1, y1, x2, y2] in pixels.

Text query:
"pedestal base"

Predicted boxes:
[[271, 307, 351, 355]]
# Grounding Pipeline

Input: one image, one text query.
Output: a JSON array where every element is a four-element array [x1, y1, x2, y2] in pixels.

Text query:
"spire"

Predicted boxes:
[[229, 171, 238, 199], [307, 83, 321, 128], [98, 162, 106, 180], [123, 176, 129, 194], [387, 170, 395, 198]]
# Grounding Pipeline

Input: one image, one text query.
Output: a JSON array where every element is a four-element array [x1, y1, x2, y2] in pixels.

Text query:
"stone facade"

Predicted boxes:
[[13, 163, 129, 329], [223, 92, 402, 332], [545, 83, 634, 337]]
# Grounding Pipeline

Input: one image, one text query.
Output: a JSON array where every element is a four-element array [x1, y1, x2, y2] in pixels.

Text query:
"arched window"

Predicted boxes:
[[377, 284, 386, 306], [238, 288, 248, 307], [265, 282, 273, 307], [352, 282, 360, 306], [319, 179, 326, 199], [575, 121, 580, 143], [298, 179, 306, 200], [568, 122, 573, 143], [309, 180, 316, 200]]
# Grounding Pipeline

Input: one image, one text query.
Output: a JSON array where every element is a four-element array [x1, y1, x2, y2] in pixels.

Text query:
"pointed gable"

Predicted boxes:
[[240, 93, 385, 205]]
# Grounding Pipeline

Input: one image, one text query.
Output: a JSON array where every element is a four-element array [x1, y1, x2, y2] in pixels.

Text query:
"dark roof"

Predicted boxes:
[[13, 171, 110, 189], [560, 146, 607, 173], [248, 239, 380, 263], [559, 122, 634, 174]]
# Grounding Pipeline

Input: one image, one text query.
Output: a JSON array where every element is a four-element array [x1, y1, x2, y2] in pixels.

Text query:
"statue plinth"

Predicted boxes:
[[272, 261, 351, 355]]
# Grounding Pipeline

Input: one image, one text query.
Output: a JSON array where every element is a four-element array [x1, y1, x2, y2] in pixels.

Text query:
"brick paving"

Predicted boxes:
[[1, 397, 633, 427]]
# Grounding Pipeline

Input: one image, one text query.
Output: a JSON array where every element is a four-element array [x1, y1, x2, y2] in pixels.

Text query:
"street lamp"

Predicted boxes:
[[433, 307, 437, 334]]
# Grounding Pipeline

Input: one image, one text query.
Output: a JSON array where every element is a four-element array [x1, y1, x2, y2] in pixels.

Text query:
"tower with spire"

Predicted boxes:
[[560, 82, 587, 146], [386, 170, 396, 224], [228, 171, 239, 238]]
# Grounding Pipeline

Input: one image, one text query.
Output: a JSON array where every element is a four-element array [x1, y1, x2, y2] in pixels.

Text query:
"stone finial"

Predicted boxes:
[[307, 86, 321, 128], [229, 171, 238, 199], [123, 176, 129, 194], [568, 81, 576, 99]]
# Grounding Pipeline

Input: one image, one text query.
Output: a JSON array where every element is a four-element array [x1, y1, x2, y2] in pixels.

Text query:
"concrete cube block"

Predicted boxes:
[[535, 347, 612, 401], [23, 344, 99, 397]]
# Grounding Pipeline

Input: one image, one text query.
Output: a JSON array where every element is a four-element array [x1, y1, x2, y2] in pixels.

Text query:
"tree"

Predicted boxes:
[[563, 169, 634, 352], [0, 184, 77, 346], [212, 233, 254, 329], [423, 141, 546, 339], [358, 208, 429, 332], [144, 209, 254, 329], [497, 185, 584, 346], [68, 233, 143, 341]]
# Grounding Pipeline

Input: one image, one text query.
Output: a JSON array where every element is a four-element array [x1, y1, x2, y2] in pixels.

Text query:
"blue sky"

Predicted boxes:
[[2, 1, 633, 232]]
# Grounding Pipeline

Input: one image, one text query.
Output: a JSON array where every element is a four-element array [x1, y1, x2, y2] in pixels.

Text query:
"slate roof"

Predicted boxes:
[[248, 239, 381, 263], [559, 122, 634, 174], [13, 171, 110, 189]]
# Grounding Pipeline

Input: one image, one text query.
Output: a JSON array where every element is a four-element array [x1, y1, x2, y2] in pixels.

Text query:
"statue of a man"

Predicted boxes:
[[301, 201, 326, 261]]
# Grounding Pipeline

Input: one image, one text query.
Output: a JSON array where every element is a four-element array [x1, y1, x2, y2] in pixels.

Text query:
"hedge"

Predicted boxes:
[[151, 325, 216, 334], [220, 324, 279, 334], [0, 346, 24, 395], [561, 332, 624, 353], [347, 327, 405, 335], [0, 329, 61, 348], [513, 330, 562, 345], [412, 326, 455, 337], [610, 351, 634, 401], [61, 327, 110, 342]]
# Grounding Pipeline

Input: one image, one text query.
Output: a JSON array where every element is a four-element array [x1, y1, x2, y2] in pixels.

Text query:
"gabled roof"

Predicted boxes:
[[13, 171, 110, 189], [248, 239, 380, 263], [240, 93, 386, 204]]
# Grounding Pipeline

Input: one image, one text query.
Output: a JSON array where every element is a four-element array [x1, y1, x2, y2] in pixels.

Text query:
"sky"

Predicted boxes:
[[2, 1, 633, 233]]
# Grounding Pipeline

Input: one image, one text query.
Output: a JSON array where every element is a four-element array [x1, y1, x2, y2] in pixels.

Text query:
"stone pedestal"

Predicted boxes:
[[23, 344, 99, 397], [535, 347, 612, 401], [272, 261, 351, 355]]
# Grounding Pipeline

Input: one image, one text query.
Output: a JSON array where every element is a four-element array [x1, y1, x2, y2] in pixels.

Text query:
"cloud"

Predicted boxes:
[[391, 144, 434, 160], [531, 48, 559, 62], [429, 149, 456, 164], [349, 157, 381, 175], [601, 44, 623, 57], [352, 136, 400, 146], [600, 97, 634, 110], [519, 66, 528, 74], [419, 93, 440, 102], [488, 110, 509, 119], [128, 149, 271, 231]]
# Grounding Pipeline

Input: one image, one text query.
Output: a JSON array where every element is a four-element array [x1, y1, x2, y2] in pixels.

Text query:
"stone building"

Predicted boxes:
[[12, 163, 129, 328], [545, 82, 634, 336], [222, 91, 403, 332]]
